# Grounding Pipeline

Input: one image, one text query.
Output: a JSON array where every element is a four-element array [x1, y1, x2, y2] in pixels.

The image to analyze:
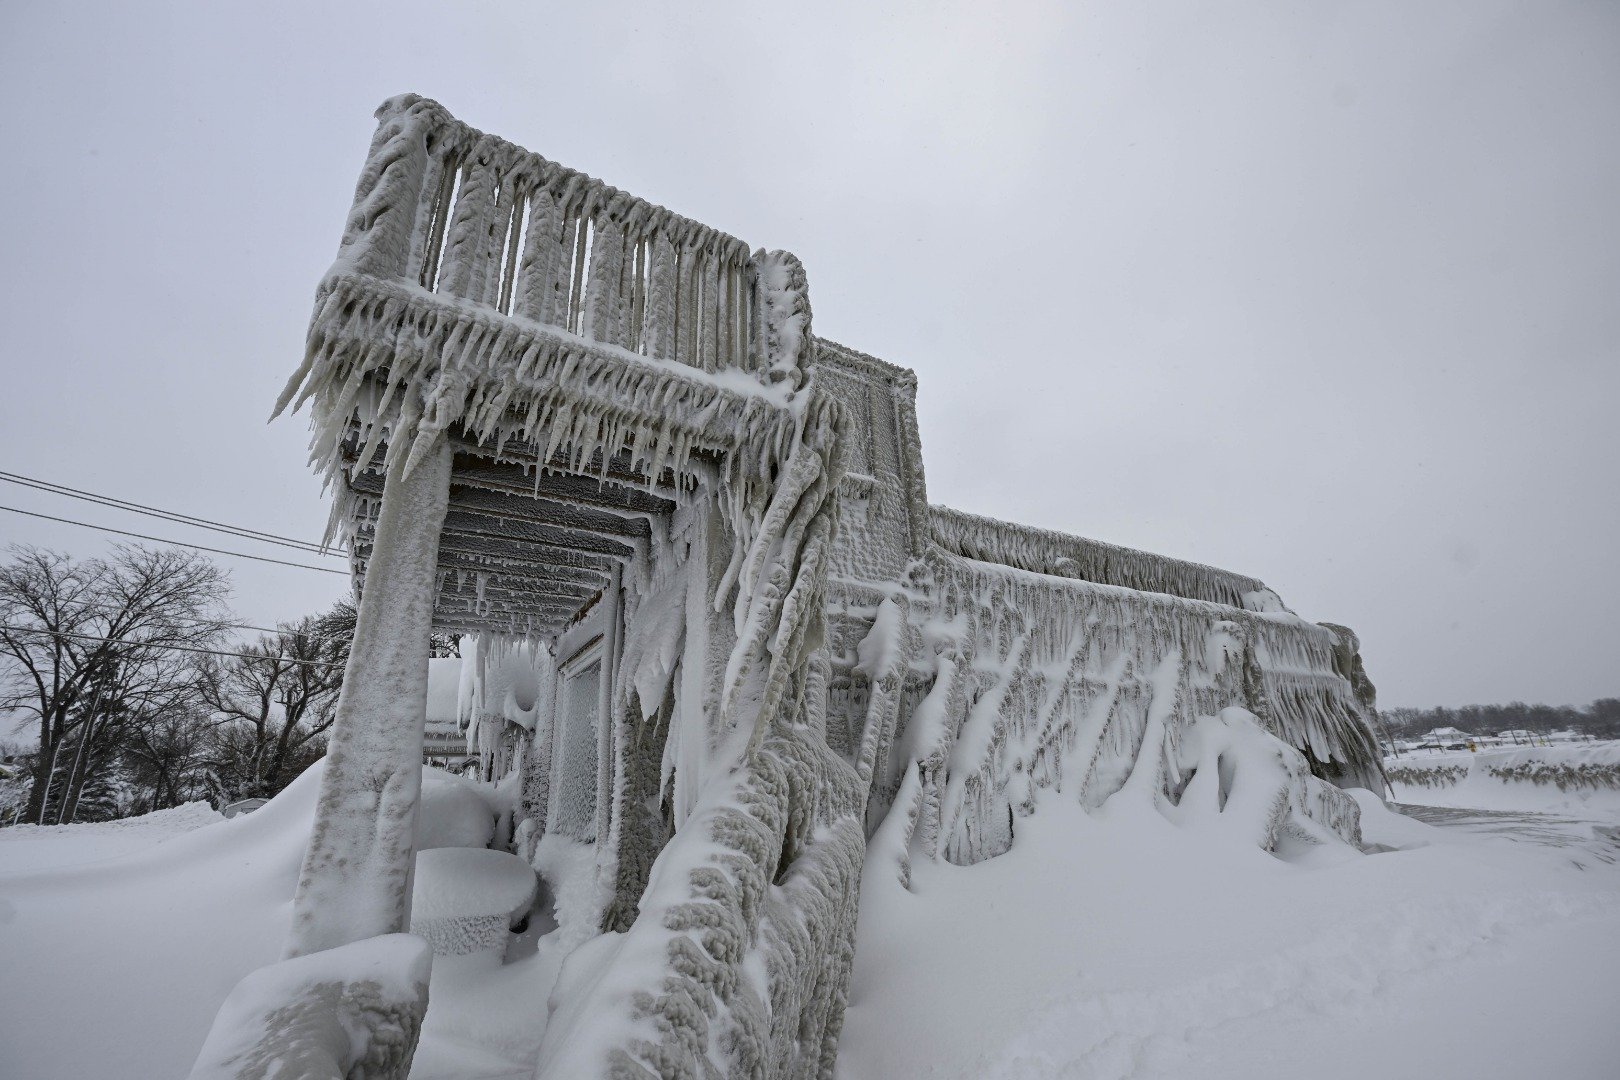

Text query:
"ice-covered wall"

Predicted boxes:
[[809, 341, 1384, 871], [811, 341, 929, 584]]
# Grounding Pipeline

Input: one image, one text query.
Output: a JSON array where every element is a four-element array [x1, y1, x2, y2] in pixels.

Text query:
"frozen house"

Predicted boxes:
[[198, 95, 1389, 1079]]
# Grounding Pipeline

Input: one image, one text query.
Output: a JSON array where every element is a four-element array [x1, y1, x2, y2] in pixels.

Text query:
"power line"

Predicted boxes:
[[169, 615, 335, 638], [0, 470, 343, 557], [0, 624, 347, 670], [0, 505, 349, 575]]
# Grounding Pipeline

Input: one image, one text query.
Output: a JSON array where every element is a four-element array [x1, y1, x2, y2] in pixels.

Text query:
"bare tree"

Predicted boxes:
[[311, 599, 458, 658], [0, 544, 229, 823], [198, 610, 349, 803], [122, 705, 215, 813]]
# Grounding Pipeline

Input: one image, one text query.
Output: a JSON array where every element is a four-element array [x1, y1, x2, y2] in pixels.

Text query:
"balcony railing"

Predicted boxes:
[[332, 94, 802, 383]]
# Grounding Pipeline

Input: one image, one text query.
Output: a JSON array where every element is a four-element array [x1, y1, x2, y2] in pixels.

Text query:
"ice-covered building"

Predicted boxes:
[[212, 96, 1387, 1079]]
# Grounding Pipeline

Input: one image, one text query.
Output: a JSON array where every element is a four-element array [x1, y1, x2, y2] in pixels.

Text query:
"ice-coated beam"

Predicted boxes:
[[427, 553, 607, 591], [449, 459, 676, 515], [348, 471, 654, 539], [356, 528, 622, 575], [384, 509, 635, 559]]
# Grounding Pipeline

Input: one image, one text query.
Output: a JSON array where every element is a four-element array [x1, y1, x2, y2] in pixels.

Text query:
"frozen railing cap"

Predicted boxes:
[[930, 504, 1270, 609], [331, 93, 810, 386]]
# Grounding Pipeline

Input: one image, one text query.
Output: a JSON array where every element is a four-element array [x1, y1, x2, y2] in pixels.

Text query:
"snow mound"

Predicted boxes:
[[0, 800, 226, 872], [842, 779, 1620, 1080], [417, 768, 497, 850], [1168, 707, 1362, 851]]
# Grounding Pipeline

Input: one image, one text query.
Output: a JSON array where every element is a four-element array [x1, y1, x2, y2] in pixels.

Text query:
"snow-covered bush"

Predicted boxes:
[[1483, 760, 1620, 791], [1386, 761, 1470, 789]]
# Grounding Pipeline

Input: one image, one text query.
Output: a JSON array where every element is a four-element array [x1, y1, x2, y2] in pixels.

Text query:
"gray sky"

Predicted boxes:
[[1, 0, 1615, 709]]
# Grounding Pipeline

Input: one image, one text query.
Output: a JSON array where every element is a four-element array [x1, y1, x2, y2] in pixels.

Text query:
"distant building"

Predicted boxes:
[[422, 657, 473, 771]]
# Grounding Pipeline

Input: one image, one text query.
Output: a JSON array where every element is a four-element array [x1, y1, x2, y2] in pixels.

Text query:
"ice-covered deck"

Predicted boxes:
[[278, 94, 824, 641], [346, 440, 677, 640]]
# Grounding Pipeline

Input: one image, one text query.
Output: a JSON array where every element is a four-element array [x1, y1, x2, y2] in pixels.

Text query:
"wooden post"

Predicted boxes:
[[286, 435, 452, 958]]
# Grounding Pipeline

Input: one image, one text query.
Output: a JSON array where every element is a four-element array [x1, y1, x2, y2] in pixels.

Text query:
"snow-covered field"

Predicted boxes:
[[2, 753, 1618, 1080]]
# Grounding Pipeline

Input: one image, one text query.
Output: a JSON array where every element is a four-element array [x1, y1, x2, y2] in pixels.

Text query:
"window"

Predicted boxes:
[[552, 642, 602, 840]]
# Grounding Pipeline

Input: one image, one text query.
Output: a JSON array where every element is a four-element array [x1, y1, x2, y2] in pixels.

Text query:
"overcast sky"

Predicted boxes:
[[1, 1, 1615, 709]]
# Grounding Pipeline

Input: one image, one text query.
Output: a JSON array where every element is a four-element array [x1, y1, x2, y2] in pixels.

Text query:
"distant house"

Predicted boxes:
[[423, 657, 473, 772], [1419, 726, 1477, 748]]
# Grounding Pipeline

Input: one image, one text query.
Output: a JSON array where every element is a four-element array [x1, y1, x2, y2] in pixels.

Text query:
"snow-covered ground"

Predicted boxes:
[[0, 764, 590, 1080], [839, 784, 1620, 1080], [2, 757, 1618, 1080]]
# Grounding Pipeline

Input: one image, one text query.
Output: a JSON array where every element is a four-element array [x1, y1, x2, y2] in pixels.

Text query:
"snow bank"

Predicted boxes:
[[0, 763, 325, 1080], [1168, 707, 1362, 851], [0, 799, 223, 871]]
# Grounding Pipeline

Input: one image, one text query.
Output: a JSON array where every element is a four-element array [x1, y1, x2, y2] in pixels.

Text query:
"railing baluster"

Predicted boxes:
[[567, 203, 590, 334], [720, 262, 733, 369], [407, 139, 457, 289], [437, 142, 501, 300], [676, 244, 699, 367], [486, 169, 526, 311], [727, 262, 743, 369], [643, 233, 677, 360], [701, 246, 721, 372], [626, 232, 647, 351], [583, 204, 626, 345], [338, 103, 434, 280], [513, 181, 568, 325]]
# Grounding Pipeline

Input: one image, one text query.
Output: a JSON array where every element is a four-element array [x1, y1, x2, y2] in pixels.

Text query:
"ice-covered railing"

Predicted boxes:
[[276, 95, 822, 498], [331, 94, 807, 383], [930, 504, 1270, 610], [859, 549, 1383, 868]]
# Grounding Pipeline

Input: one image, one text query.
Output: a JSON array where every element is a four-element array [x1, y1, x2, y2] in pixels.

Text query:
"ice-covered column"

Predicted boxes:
[[287, 436, 453, 958]]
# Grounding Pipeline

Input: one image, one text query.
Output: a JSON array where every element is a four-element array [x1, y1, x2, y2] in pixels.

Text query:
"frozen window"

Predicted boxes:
[[552, 656, 601, 840]]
